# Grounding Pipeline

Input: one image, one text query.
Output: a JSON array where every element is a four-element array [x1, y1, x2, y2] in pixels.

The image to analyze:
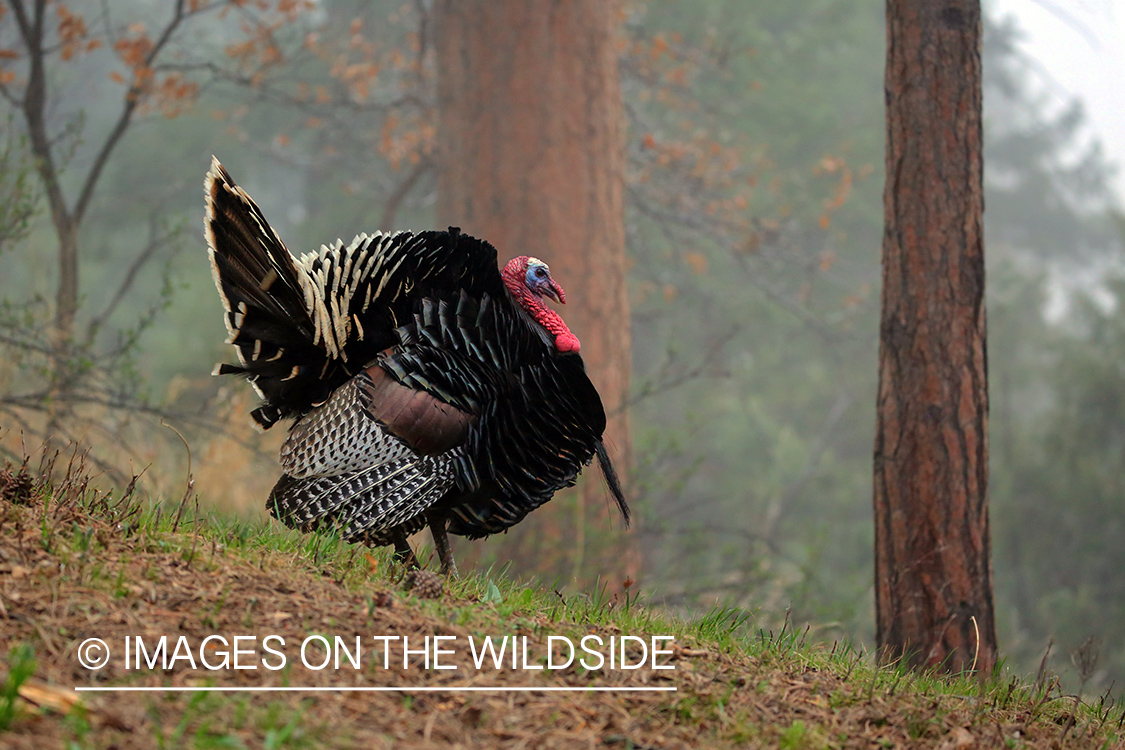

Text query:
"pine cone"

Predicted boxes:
[[369, 591, 394, 608], [0, 464, 33, 505], [404, 569, 443, 599]]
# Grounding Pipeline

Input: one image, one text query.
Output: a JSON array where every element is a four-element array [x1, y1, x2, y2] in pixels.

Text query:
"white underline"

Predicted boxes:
[[74, 686, 676, 693]]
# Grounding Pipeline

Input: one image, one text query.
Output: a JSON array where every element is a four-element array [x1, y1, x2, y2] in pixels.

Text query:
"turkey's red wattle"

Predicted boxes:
[[555, 332, 581, 353], [501, 256, 581, 354]]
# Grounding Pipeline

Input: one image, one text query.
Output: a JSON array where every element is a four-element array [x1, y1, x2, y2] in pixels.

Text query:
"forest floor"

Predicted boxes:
[[1, 453, 1123, 750]]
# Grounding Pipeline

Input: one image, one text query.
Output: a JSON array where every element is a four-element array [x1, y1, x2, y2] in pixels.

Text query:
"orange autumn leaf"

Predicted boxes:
[[56, 5, 88, 43], [684, 252, 708, 275], [819, 155, 844, 174], [829, 169, 853, 209], [115, 35, 154, 68], [278, 0, 312, 17], [225, 39, 256, 60], [0, 49, 19, 60], [818, 214, 831, 230]]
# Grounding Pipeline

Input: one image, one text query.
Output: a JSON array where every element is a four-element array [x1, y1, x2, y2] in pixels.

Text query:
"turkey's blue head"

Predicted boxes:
[[522, 257, 567, 304], [501, 256, 580, 353]]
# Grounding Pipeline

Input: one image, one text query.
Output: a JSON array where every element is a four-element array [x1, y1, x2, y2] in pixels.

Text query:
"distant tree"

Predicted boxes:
[[873, 0, 997, 673], [617, 0, 885, 628], [433, 0, 633, 582], [0, 0, 308, 449], [981, 17, 1125, 690]]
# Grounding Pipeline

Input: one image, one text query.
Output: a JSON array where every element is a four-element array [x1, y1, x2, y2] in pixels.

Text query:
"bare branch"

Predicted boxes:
[[85, 216, 168, 342], [14, 0, 72, 233], [73, 0, 189, 224], [379, 157, 431, 231], [624, 324, 739, 410], [7, 0, 35, 49], [97, 0, 118, 47], [0, 332, 56, 355], [761, 388, 853, 539], [153, 59, 428, 116], [0, 78, 19, 107]]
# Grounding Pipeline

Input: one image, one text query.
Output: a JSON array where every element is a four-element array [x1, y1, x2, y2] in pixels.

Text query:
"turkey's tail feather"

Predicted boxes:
[[205, 156, 325, 428], [595, 440, 630, 527]]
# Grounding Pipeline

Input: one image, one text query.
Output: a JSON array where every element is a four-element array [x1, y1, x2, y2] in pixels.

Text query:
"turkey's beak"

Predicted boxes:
[[543, 279, 567, 305]]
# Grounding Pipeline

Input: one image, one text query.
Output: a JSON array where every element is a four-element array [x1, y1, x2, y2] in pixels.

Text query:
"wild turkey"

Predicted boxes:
[[204, 157, 628, 574]]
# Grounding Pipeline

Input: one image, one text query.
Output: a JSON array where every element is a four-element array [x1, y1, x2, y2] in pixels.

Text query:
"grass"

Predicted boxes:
[[2, 449, 1125, 749]]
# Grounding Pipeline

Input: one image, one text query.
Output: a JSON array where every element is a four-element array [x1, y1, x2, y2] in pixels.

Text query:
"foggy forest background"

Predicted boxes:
[[1, 0, 1122, 694]]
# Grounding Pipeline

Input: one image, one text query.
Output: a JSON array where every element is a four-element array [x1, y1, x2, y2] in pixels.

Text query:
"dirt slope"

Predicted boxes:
[[0, 467, 1120, 749]]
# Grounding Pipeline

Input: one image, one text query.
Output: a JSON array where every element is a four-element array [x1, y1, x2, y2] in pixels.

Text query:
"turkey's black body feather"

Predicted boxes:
[[205, 158, 628, 565]]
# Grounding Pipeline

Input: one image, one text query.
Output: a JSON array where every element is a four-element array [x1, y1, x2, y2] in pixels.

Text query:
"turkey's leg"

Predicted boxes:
[[428, 514, 458, 577], [392, 531, 420, 570]]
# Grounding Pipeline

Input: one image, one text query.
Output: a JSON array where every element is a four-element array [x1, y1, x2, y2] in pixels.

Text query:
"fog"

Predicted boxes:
[[1, 0, 1122, 692]]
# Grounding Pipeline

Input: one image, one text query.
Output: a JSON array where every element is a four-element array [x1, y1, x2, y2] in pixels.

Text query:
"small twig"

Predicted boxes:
[[1035, 638, 1054, 693], [162, 419, 194, 534], [970, 615, 980, 674]]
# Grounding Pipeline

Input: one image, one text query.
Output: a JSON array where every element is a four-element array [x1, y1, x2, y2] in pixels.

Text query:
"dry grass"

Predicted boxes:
[[1, 452, 1124, 749]]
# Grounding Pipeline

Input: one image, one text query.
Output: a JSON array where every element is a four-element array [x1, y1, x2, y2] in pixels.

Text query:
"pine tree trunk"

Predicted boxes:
[[434, 0, 634, 582], [874, 0, 997, 673]]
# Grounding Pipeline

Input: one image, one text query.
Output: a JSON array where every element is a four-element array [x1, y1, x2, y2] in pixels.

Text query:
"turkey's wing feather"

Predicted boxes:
[[268, 455, 454, 544], [272, 364, 475, 543], [380, 293, 621, 538]]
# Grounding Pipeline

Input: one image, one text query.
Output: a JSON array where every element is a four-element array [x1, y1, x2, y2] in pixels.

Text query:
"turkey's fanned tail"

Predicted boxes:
[[205, 156, 327, 427], [207, 157, 508, 430]]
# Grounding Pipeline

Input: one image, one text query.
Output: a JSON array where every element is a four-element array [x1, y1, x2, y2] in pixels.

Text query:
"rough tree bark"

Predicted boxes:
[[873, 0, 998, 674], [434, 0, 634, 582]]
